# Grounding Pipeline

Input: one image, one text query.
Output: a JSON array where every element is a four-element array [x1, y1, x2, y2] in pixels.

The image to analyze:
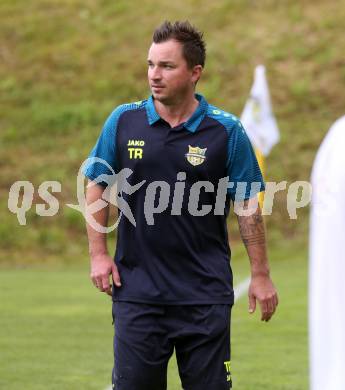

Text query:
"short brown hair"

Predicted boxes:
[[152, 20, 206, 69]]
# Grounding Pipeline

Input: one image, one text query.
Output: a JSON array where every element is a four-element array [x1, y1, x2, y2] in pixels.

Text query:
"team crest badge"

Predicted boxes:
[[185, 145, 207, 166]]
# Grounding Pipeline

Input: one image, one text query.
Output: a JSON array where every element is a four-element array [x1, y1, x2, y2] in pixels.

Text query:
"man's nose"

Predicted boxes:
[[150, 66, 162, 80]]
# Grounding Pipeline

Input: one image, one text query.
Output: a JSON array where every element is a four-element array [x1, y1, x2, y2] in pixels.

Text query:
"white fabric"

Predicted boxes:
[[309, 115, 345, 390], [240, 65, 280, 156]]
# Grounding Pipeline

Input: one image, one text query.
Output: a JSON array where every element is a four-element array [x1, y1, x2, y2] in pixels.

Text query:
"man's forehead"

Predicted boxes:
[[148, 40, 184, 60]]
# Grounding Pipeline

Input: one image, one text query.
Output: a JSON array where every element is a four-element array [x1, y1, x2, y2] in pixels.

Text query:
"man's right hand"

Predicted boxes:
[[90, 254, 121, 296]]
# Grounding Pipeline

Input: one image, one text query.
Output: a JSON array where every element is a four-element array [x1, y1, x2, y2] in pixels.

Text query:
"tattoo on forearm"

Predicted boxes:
[[238, 211, 265, 247]]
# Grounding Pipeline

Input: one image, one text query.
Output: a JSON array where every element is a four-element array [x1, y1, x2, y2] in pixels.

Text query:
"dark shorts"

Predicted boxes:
[[112, 302, 232, 390]]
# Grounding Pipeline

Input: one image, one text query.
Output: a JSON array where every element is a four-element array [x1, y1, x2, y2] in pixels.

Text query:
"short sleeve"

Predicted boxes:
[[83, 106, 122, 186], [227, 121, 265, 201]]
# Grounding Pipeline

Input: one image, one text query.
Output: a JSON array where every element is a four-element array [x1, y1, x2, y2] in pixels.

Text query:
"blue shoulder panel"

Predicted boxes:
[[207, 105, 265, 201]]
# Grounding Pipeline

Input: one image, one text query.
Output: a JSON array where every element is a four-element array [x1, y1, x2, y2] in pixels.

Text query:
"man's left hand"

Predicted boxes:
[[248, 275, 278, 322]]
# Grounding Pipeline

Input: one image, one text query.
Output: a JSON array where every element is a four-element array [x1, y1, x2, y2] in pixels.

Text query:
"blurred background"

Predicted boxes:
[[1, 0, 344, 389]]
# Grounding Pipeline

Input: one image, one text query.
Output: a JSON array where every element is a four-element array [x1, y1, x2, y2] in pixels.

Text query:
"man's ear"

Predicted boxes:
[[191, 65, 203, 84]]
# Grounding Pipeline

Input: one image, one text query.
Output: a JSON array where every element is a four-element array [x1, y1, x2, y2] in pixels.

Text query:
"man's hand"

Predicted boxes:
[[248, 274, 278, 322], [90, 254, 121, 296]]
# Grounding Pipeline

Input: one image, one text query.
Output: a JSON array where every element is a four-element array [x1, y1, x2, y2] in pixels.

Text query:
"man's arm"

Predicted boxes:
[[235, 198, 278, 321], [86, 180, 121, 296]]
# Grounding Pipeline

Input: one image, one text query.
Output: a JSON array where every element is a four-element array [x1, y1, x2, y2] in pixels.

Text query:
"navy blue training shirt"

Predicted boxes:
[[84, 94, 265, 305]]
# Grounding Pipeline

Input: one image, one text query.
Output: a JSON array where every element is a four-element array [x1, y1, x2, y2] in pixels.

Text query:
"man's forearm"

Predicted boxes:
[[85, 181, 110, 257], [236, 202, 270, 277], [236, 199, 278, 321]]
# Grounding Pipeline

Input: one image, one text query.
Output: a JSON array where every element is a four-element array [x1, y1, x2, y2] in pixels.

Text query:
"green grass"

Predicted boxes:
[[231, 243, 308, 389], [0, 243, 308, 389]]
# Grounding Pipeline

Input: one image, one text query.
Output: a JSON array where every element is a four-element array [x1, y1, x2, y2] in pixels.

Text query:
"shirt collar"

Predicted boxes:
[[146, 93, 208, 133]]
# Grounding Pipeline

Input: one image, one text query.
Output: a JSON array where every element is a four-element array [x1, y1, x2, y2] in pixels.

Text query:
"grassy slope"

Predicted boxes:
[[0, 244, 307, 390], [1, 0, 345, 263]]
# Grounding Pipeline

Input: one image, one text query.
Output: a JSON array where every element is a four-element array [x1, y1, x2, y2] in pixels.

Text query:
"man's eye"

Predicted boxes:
[[164, 65, 173, 69]]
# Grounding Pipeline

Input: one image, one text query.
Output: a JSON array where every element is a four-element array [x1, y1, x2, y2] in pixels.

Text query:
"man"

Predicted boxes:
[[84, 20, 278, 390], [309, 116, 345, 390]]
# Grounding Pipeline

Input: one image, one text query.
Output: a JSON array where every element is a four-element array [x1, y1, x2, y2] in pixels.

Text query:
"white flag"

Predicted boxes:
[[241, 65, 279, 156], [309, 116, 345, 390]]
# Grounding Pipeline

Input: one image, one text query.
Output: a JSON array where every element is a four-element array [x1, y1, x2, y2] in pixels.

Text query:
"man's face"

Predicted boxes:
[[147, 40, 201, 104]]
